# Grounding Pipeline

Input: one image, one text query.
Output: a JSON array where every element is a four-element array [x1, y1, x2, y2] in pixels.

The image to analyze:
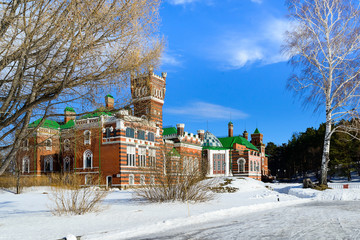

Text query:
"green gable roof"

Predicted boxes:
[[163, 127, 177, 136], [254, 128, 260, 134], [65, 107, 75, 112], [60, 120, 75, 129], [80, 110, 112, 119], [28, 118, 60, 130], [106, 94, 114, 98], [218, 136, 259, 151]]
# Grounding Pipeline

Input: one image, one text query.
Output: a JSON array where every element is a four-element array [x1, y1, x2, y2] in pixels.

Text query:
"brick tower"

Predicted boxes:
[[131, 68, 167, 128], [251, 128, 265, 155]]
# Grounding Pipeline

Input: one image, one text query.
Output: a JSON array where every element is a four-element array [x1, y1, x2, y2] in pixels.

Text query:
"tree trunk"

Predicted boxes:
[[321, 118, 332, 185]]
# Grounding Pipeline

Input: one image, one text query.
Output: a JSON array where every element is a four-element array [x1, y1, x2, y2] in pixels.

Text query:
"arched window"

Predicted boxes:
[[44, 156, 53, 172], [64, 157, 71, 172], [64, 139, 70, 151], [129, 174, 134, 185], [83, 150, 93, 169], [45, 139, 52, 151], [22, 157, 30, 173], [257, 162, 260, 172], [237, 158, 245, 173], [84, 130, 91, 145], [140, 175, 145, 185], [250, 161, 253, 171]]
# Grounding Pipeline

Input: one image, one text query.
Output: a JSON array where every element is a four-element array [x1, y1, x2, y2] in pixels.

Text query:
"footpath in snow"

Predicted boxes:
[[1, 177, 360, 240]]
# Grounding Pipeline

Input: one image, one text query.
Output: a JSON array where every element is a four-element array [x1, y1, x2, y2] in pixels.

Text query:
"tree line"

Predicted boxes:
[[266, 121, 360, 181]]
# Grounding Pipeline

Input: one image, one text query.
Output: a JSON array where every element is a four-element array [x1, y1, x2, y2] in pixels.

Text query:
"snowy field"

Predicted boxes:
[[1, 177, 360, 240]]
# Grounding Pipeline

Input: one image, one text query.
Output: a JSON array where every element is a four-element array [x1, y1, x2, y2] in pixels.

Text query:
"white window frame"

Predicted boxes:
[[84, 130, 91, 145], [64, 139, 70, 151], [139, 147, 146, 167], [129, 174, 134, 185], [83, 149, 93, 169], [150, 175, 155, 185], [22, 156, 30, 173], [149, 149, 156, 168], [45, 139, 52, 151], [127, 146, 136, 166], [85, 175, 93, 185], [140, 175, 145, 185], [44, 155, 53, 172], [237, 158, 245, 173]]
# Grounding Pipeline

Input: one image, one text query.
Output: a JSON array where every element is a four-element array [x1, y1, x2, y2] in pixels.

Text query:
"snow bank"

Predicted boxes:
[[289, 188, 360, 201]]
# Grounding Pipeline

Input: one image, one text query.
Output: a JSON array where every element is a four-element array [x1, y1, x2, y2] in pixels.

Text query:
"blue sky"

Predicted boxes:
[[158, 0, 325, 145]]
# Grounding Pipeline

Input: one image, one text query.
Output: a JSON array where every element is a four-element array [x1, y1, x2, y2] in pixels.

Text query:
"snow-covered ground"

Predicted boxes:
[[1, 177, 360, 240]]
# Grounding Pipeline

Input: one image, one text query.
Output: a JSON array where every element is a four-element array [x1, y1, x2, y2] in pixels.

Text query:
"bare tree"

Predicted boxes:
[[0, 0, 163, 175], [283, 0, 360, 185]]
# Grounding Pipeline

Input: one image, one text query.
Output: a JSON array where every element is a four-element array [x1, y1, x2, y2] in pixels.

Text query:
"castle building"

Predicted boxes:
[[201, 123, 269, 180], [18, 69, 270, 186]]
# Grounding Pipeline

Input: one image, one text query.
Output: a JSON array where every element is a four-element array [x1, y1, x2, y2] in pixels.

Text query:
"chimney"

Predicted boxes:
[[228, 121, 233, 137], [105, 95, 114, 110], [177, 123, 185, 136], [64, 107, 76, 124], [197, 130, 205, 141], [243, 130, 248, 140], [161, 72, 167, 80]]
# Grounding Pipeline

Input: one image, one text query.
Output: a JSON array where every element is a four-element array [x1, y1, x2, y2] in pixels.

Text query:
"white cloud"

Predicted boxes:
[[161, 52, 182, 67], [215, 17, 292, 69], [167, 0, 198, 5], [165, 101, 248, 120]]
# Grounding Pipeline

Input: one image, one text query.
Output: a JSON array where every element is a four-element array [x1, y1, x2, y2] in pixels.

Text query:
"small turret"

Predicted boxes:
[[228, 121, 233, 137]]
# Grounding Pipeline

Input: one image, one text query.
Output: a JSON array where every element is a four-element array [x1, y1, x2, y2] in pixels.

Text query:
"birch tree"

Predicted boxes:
[[283, 0, 360, 185], [0, 0, 162, 175]]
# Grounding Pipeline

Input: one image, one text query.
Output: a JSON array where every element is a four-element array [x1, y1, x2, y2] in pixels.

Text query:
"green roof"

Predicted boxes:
[[163, 127, 177, 136], [254, 128, 260, 134], [28, 118, 60, 130], [202, 146, 228, 150], [65, 107, 75, 112], [106, 94, 114, 98], [60, 120, 75, 129], [228, 121, 233, 125], [80, 110, 112, 119], [168, 148, 180, 157], [218, 136, 259, 151]]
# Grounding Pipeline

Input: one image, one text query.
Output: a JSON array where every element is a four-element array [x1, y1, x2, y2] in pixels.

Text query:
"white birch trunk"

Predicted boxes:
[[321, 110, 332, 185]]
